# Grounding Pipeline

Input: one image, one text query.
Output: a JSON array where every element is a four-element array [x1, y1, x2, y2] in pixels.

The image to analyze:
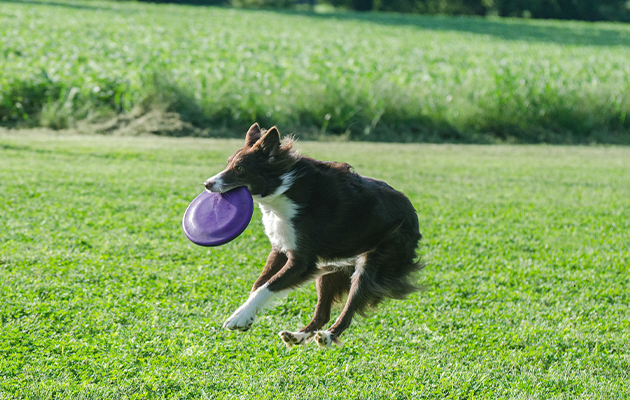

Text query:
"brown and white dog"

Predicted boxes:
[[204, 123, 422, 347]]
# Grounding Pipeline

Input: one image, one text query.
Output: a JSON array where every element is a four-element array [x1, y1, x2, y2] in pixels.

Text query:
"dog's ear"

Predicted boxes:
[[259, 126, 280, 161], [245, 123, 262, 147]]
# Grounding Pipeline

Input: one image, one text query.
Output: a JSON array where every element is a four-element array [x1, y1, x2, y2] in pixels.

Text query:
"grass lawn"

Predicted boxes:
[[1, 0, 630, 142], [0, 131, 629, 398]]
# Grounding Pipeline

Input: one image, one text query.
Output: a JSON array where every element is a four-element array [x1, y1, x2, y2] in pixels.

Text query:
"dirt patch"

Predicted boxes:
[[2, 107, 216, 137], [77, 107, 210, 137]]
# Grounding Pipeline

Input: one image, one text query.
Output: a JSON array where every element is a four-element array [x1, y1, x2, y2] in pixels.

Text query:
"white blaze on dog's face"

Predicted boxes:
[[203, 123, 290, 197]]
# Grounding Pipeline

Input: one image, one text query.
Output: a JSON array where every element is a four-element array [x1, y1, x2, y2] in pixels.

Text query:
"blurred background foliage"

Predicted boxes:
[[138, 0, 630, 22], [2, 0, 629, 143]]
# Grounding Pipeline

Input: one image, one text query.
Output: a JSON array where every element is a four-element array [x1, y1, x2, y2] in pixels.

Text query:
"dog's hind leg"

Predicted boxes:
[[279, 269, 351, 347], [313, 243, 420, 347], [313, 265, 372, 348]]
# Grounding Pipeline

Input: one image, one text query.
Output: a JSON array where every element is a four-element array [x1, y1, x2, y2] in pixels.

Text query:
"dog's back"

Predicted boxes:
[[285, 156, 421, 263]]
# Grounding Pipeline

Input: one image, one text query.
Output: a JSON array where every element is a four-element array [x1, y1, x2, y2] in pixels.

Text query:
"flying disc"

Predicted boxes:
[[182, 186, 254, 247]]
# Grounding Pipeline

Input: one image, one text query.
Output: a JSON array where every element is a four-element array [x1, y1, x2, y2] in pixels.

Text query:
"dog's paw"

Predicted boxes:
[[313, 331, 342, 348], [279, 331, 314, 347], [223, 309, 256, 332]]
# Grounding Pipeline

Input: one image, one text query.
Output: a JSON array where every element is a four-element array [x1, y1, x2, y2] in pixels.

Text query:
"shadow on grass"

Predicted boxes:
[[265, 9, 630, 47], [146, 80, 629, 144], [9, 0, 629, 47], [4, 71, 626, 145], [142, 72, 630, 144]]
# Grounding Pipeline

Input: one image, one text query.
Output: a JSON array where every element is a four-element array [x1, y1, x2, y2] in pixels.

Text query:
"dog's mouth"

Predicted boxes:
[[204, 181, 228, 193], [204, 176, 223, 193], [204, 176, 241, 194]]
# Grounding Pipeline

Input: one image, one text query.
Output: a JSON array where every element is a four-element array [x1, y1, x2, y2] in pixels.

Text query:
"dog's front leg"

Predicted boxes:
[[223, 251, 314, 332], [251, 249, 287, 292]]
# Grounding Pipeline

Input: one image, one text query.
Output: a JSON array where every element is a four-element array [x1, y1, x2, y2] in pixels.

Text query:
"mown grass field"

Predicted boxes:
[[1, 0, 630, 143], [1, 132, 629, 398]]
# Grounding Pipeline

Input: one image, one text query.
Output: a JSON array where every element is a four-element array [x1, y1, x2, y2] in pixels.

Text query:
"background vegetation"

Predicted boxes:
[[2, 0, 630, 143], [1, 132, 629, 398], [141, 0, 630, 22], [345, 0, 630, 21]]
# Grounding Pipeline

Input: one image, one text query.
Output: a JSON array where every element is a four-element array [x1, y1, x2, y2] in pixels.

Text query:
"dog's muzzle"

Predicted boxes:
[[204, 181, 222, 193], [204, 174, 223, 192]]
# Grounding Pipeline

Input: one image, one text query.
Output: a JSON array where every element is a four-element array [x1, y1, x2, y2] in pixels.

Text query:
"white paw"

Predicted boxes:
[[222, 285, 283, 332], [314, 330, 341, 348], [223, 307, 256, 331], [279, 331, 314, 347]]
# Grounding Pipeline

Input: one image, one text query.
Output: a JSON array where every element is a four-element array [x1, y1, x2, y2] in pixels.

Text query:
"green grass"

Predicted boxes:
[[1, 132, 629, 398], [1, 0, 630, 143]]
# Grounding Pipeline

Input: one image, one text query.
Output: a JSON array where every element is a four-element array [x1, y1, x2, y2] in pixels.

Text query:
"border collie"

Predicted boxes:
[[204, 123, 422, 347]]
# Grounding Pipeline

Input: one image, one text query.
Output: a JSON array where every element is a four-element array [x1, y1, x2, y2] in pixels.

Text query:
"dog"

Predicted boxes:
[[204, 123, 422, 347]]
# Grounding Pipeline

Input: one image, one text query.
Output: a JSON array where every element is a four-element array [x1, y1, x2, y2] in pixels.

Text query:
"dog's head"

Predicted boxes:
[[204, 123, 297, 197]]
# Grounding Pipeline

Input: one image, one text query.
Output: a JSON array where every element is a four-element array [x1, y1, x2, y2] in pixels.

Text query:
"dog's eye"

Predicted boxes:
[[235, 165, 244, 173]]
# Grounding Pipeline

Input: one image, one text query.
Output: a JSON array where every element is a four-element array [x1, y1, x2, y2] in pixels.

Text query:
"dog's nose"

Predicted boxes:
[[204, 173, 224, 192]]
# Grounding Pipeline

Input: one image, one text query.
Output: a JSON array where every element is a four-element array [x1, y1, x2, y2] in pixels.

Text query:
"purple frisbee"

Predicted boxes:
[[182, 186, 254, 247]]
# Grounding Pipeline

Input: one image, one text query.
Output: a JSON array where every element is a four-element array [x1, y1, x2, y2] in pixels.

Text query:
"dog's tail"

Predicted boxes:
[[356, 220, 423, 315]]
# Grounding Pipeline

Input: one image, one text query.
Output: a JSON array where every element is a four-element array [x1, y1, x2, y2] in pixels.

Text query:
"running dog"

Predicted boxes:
[[204, 123, 422, 347]]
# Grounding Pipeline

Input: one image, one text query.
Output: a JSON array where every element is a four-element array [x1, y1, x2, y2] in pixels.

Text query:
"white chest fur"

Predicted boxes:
[[253, 172, 299, 252]]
